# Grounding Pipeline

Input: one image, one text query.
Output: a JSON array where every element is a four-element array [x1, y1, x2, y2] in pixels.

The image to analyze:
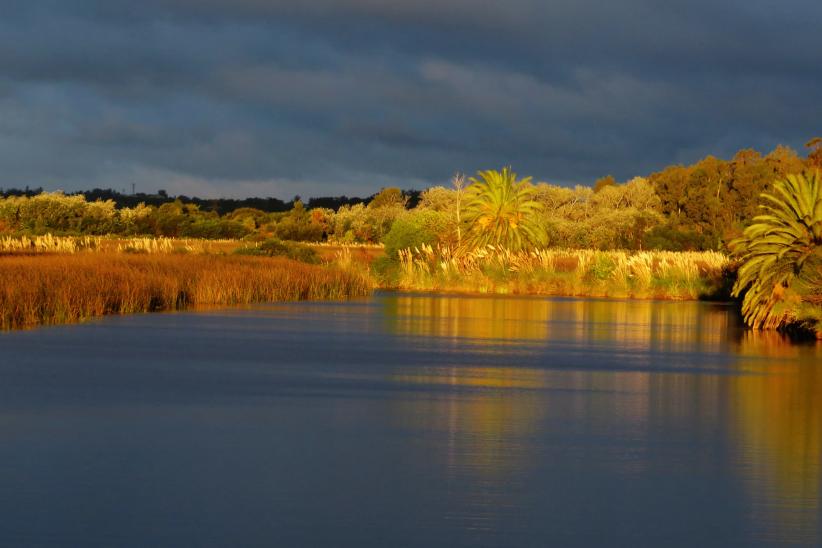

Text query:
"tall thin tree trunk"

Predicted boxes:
[[453, 173, 465, 249]]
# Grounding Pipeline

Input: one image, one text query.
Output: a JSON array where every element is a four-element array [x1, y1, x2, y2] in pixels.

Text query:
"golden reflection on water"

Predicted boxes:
[[383, 294, 552, 341], [382, 293, 822, 544], [383, 293, 734, 353], [731, 331, 822, 544], [395, 366, 547, 390]]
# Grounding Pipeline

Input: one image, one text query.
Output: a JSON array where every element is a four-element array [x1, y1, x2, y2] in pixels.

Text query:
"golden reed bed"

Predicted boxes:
[[395, 244, 731, 299], [0, 254, 371, 329]]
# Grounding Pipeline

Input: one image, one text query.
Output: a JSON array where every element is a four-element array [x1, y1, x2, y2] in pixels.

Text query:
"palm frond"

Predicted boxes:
[[732, 171, 822, 329], [461, 167, 544, 251]]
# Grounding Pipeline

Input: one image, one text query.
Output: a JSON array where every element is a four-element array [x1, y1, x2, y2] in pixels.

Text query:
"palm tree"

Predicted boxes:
[[461, 167, 543, 251], [731, 171, 822, 329]]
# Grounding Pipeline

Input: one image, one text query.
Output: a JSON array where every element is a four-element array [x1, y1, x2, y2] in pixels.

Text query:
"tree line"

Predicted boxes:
[[0, 140, 819, 251]]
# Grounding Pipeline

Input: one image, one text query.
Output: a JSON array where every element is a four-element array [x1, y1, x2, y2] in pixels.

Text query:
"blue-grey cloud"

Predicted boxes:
[[0, 0, 820, 197]]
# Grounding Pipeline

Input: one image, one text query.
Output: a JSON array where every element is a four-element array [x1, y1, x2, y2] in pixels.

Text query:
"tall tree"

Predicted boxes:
[[649, 165, 691, 219], [806, 137, 822, 170], [765, 145, 804, 178], [729, 149, 771, 224], [593, 175, 617, 193], [369, 187, 407, 209]]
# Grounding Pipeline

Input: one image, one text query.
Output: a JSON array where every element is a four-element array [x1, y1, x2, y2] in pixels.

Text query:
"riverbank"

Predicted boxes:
[[0, 236, 817, 338], [378, 246, 822, 338], [0, 253, 370, 329], [378, 246, 734, 301]]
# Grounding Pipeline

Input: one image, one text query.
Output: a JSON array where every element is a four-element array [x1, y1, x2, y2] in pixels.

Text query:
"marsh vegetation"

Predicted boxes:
[[0, 253, 370, 329], [393, 246, 730, 300], [0, 141, 819, 334]]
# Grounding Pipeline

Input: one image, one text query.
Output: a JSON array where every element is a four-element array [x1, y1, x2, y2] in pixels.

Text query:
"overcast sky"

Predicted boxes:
[[1, 0, 820, 198]]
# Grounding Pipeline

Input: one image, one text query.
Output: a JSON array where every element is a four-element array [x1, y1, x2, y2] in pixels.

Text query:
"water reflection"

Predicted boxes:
[[389, 393, 544, 541], [383, 293, 822, 545], [384, 293, 735, 354], [0, 293, 819, 546], [731, 331, 822, 544]]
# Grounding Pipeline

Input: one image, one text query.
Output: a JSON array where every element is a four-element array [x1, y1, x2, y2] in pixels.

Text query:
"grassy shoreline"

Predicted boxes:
[[0, 253, 370, 330], [1, 235, 816, 338], [379, 246, 734, 301]]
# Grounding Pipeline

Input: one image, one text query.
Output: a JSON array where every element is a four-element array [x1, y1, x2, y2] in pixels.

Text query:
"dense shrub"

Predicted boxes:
[[332, 202, 405, 243], [227, 207, 270, 229], [383, 210, 451, 257], [0, 193, 117, 234], [272, 216, 324, 242], [642, 225, 715, 251], [181, 219, 251, 239], [268, 201, 325, 242], [234, 238, 319, 263]]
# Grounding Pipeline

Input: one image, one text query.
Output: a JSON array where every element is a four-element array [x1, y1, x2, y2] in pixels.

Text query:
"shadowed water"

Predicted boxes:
[[0, 292, 820, 547]]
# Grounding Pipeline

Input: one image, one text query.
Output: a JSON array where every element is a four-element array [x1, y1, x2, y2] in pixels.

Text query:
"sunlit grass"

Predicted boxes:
[[0, 234, 244, 255], [0, 234, 100, 253], [394, 244, 731, 300], [0, 253, 371, 329]]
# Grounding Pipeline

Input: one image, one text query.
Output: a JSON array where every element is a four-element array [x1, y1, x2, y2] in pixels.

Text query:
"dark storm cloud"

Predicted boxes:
[[1, 0, 821, 197]]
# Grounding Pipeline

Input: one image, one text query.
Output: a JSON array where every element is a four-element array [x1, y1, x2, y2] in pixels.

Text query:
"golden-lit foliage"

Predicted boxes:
[[0, 192, 113, 234], [648, 146, 807, 245], [1, 145, 819, 333], [0, 192, 256, 239], [462, 167, 543, 251], [533, 177, 666, 250], [731, 172, 822, 333], [396, 244, 729, 300], [114, 236, 241, 255], [417, 186, 458, 213], [0, 142, 819, 251], [0, 234, 245, 255], [0, 254, 370, 329], [0, 234, 99, 253], [331, 202, 406, 244], [0, 234, 376, 257]]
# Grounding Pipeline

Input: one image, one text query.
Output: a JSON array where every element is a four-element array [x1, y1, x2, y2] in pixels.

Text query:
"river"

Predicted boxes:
[[0, 292, 819, 547]]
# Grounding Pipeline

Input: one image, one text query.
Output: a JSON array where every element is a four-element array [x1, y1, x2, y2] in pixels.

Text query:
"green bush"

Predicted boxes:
[[181, 219, 251, 239], [234, 238, 319, 263], [642, 225, 715, 251], [370, 255, 401, 286], [332, 203, 405, 244], [588, 254, 616, 280], [227, 207, 269, 229], [272, 216, 324, 242], [383, 210, 451, 258]]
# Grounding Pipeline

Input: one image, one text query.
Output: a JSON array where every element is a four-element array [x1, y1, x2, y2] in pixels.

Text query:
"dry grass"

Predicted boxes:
[[0, 235, 387, 262], [308, 242, 385, 265], [395, 244, 731, 300], [0, 234, 99, 254], [0, 234, 244, 255], [0, 253, 371, 329], [112, 237, 242, 254]]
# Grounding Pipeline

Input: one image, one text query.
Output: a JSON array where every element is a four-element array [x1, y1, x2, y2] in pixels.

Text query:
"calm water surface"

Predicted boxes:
[[0, 292, 820, 547]]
